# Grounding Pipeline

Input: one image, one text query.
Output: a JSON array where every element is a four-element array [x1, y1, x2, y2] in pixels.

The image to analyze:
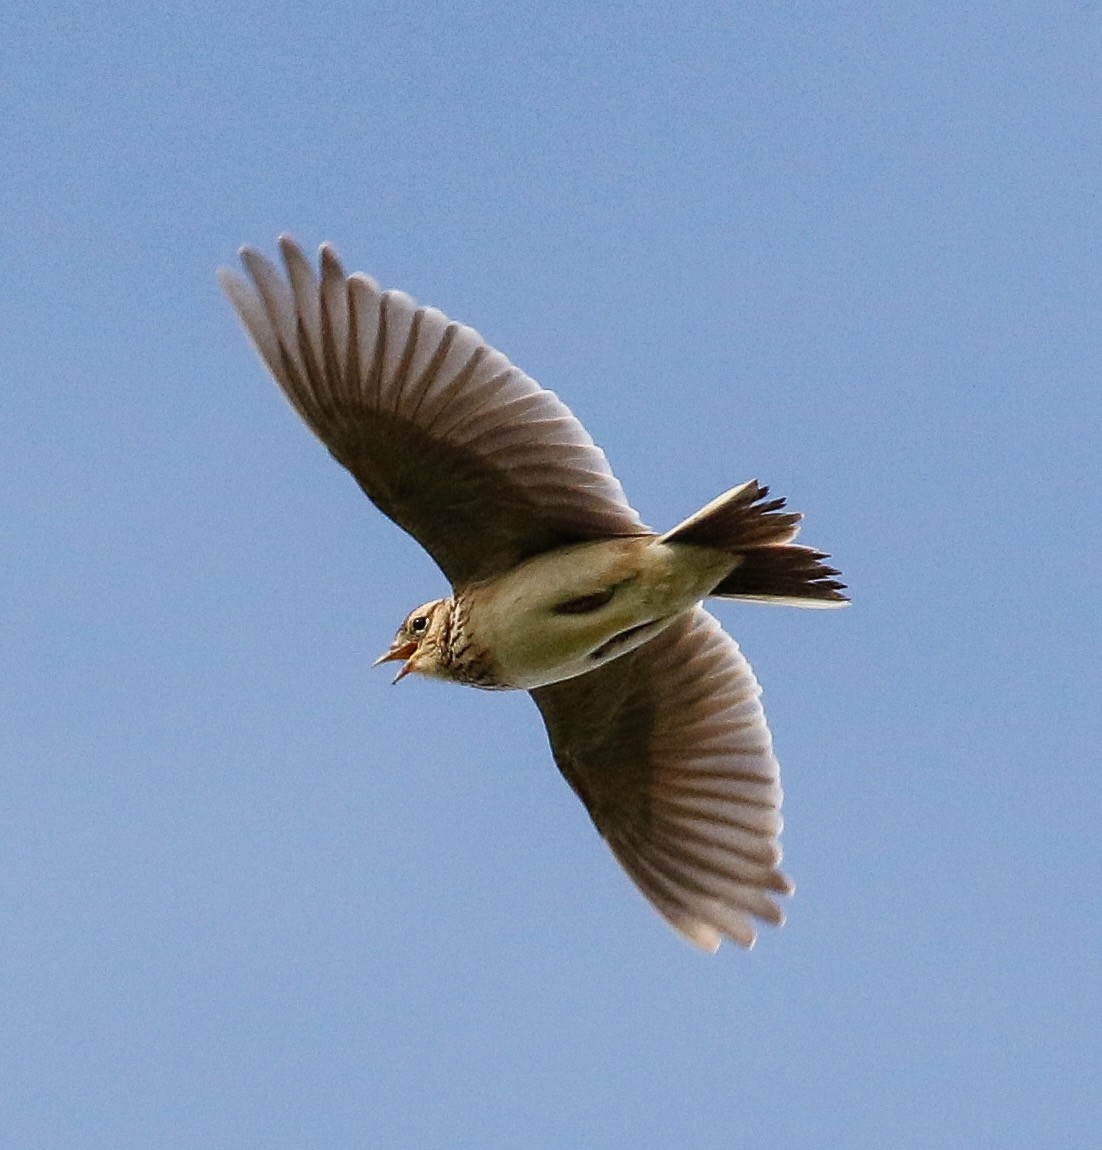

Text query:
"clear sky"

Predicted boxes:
[[2, 2, 1099, 1147]]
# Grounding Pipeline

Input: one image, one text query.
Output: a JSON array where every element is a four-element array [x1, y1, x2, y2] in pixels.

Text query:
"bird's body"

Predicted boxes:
[[453, 536, 733, 689], [221, 237, 848, 952]]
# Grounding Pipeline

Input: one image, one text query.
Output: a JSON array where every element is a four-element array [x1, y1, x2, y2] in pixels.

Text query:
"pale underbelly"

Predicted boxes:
[[466, 538, 734, 690]]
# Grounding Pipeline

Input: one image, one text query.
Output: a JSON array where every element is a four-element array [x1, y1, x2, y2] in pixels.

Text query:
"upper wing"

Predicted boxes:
[[220, 237, 645, 586], [531, 608, 792, 951]]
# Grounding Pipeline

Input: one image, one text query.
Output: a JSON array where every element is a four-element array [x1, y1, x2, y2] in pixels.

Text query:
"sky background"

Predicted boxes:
[[2, 2, 1100, 1147]]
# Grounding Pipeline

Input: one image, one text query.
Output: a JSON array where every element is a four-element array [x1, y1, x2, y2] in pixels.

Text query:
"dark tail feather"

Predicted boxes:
[[711, 544, 849, 607], [662, 480, 849, 608]]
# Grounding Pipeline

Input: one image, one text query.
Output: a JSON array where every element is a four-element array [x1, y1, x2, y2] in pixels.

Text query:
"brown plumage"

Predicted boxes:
[[221, 236, 848, 951]]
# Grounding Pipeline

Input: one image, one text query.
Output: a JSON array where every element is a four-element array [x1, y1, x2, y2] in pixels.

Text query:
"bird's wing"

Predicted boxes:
[[530, 607, 791, 951], [220, 237, 646, 586]]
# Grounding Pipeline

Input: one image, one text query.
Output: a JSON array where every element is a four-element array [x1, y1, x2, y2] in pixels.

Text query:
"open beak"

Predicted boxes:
[[373, 641, 418, 684]]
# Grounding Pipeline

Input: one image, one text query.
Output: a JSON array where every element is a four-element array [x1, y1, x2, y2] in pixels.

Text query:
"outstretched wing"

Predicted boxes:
[[220, 237, 645, 587], [531, 608, 792, 951]]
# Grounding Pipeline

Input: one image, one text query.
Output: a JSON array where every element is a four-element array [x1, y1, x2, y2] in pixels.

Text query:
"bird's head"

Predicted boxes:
[[373, 598, 453, 683]]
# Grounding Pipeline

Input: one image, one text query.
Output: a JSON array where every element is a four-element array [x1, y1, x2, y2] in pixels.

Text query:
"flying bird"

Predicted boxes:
[[220, 237, 847, 952]]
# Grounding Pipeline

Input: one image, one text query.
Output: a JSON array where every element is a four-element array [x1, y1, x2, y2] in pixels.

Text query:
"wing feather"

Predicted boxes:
[[531, 608, 792, 952], [221, 237, 645, 586]]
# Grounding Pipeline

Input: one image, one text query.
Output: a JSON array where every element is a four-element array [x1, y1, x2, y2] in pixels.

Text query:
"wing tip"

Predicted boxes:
[[277, 232, 303, 258]]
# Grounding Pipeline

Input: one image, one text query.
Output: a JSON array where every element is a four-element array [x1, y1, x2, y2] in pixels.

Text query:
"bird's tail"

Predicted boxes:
[[660, 480, 849, 608]]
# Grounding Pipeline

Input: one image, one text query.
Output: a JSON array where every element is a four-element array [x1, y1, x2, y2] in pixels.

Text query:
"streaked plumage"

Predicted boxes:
[[221, 236, 848, 951]]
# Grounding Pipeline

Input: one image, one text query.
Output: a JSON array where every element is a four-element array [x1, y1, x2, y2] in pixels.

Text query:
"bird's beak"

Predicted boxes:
[[373, 641, 418, 684]]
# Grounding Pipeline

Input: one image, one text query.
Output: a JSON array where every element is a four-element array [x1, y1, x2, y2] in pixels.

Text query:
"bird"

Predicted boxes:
[[220, 236, 848, 952]]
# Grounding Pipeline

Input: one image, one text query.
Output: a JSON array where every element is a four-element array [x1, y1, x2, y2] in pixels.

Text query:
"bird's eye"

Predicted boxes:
[[410, 615, 428, 634]]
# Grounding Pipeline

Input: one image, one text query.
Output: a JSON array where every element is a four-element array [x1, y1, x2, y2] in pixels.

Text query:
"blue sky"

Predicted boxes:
[[2, 2, 1099, 1146]]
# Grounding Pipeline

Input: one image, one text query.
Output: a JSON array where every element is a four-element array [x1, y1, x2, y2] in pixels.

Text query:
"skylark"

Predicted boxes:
[[221, 237, 847, 952]]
